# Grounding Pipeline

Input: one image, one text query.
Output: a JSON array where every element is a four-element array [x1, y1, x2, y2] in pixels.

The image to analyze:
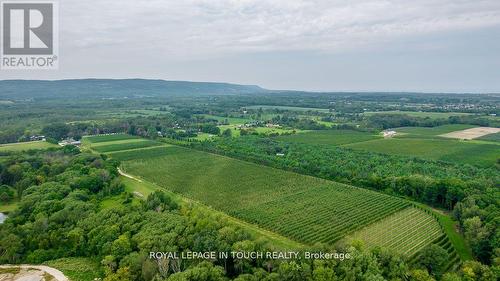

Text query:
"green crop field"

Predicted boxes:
[[0, 141, 57, 152], [477, 132, 500, 142], [90, 138, 154, 148], [91, 138, 150, 145], [364, 111, 472, 119], [84, 134, 139, 143], [277, 130, 380, 146], [234, 186, 409, 245], [109, 145, 411, 245], [107, 145, 173, 160], [395, 124, 477, 138], [91, 139, 164, 153], [345, 207, 442, 257], [345, 138, 500, 168]]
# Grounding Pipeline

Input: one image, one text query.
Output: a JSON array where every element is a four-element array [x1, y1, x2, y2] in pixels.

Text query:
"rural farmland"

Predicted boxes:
[[345, 137, 500, 168], [363, 110, 472, 119], [440, 127, 500, 140], [345, 207, 443, 257], [0, 141, 57, 152], [1, 79, 498, 281], [91, 137, 450, 254], [84, 134, 165, 153]]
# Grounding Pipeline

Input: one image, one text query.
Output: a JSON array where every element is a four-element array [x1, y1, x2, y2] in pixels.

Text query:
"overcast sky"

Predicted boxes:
[[2, 0, 500, 92]]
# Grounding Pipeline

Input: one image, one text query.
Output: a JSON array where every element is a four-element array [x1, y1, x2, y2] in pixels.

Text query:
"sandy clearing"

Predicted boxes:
[[0, 265, 68, 281], [440, 127, 500, 140]]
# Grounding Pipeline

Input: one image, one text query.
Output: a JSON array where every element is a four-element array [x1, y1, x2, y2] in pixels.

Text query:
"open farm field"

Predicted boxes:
[[345, 138, 499, 168], [218, 125, 298, 137], [394, 124, 477, 138], [276, 130, 380, 146], [84, 134, 140, 143], [364, 110, 472, 119], [440, 127, 500, 140], [0, 141, 57, 152], [477, 132, 500, 142], [90, 138, 164, 153], [90, 138, 153, 147], [109, 145, 416, 245], [107, 145, 173, 161]]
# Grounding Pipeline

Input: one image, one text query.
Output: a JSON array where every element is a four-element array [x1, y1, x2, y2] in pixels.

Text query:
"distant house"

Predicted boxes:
[[30, 135, 46, 141], [382, 130, 397, 138], [266, 123, 281, 128], [276, 153, 285, 157], [58, 138, 81, 146], [244, 121, 259, 128]]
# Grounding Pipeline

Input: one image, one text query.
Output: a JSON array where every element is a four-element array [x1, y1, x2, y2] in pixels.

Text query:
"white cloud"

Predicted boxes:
[[60, 0, 500, 59]]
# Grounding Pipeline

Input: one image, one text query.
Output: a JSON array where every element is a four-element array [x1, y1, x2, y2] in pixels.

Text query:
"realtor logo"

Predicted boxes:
[[1, 1, 58, 69]]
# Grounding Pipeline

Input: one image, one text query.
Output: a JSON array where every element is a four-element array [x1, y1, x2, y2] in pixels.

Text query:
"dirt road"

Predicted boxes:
[[117, 167, 142, 182], [0, 265, 68, 281]]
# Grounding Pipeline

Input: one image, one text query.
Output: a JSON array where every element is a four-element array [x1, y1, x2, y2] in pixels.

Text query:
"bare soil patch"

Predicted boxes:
[[0, 265, 67, 281], [440, 127, 500, 140]]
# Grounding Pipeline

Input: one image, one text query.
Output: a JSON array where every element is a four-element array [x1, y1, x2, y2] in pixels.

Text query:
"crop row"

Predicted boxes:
[[112, 144, 425, 248], [92, 139, 164, 153], [85, 134, 139, 143], [346, 207, 443, 256]]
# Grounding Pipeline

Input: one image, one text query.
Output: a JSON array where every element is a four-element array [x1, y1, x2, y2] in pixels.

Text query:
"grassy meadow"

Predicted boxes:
[[44, 257, 104, 281], [218, 125, 298, 137], [0, 141, 57, 152]]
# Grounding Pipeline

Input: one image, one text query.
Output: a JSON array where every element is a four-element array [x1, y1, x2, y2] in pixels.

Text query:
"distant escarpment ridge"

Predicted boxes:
[[0, 79, 269, 99]]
